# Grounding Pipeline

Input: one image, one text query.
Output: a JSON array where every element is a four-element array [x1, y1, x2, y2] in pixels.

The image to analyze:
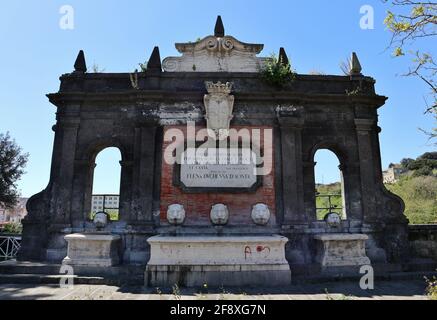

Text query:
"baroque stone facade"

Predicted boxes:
[[18, 17, 411, 283]]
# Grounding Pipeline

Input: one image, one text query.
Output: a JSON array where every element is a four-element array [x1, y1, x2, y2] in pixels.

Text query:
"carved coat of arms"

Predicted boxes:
[[204, 81, 234, 140]]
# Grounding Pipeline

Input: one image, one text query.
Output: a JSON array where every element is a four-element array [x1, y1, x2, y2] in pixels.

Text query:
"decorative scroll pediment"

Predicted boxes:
[[162, 35, 268, 73]]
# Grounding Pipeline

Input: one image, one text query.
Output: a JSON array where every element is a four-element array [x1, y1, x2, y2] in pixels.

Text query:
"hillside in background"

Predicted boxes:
[[316, 152, 437, 224], [386, 176, 437, 224], [386, 152, 437, 224]]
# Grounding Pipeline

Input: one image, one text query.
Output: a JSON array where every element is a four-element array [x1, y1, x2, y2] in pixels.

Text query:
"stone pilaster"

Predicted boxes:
[[119, 160, 133, 222], [129, 124, 157, 224], [70, 160, 95, 230], [302, 161, 317, 221], [355, 118, 378, 222], [50, 118, 80, 226], [278, 117, 306, 225]]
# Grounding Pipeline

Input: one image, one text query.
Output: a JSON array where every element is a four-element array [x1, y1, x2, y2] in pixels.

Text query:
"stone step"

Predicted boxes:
[[386, 271, 437, 281], [0, 274, 112, 285], [0, 260, 145, 285], [0, 261, 61, 275]]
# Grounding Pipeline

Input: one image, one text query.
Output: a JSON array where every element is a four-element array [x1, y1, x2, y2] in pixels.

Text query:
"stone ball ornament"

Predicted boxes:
[[93, 212, 109, 230], [167, 204, 186, 225], [324, 212, 342, 228], [251, 203, 271, 225], [210, 204, 229, 225]]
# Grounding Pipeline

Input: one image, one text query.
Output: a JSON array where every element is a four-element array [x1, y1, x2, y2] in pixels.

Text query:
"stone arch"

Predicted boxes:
[[313, 149, 346, 220], [306, 140, 357, 222], [80, 138, 129, 164], [308, 141, 348, 166], [72, 138, 133, 225], [90, 147, 123, 220]]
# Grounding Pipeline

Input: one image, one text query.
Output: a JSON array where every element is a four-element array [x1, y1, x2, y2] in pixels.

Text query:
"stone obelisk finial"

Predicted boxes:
[[74, 50, 87, 73], [147, 46, 162, 71], [214, 15, 225, 37], [350, 52, 362, 76], [278, 47, 289, 66]]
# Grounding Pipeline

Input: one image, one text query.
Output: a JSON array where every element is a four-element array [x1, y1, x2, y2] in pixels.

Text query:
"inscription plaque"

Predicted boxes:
[[174, 148, 262, 193]]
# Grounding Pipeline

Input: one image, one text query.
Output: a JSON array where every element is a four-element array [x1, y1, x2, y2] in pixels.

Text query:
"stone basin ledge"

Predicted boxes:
[[62, 233, 122, 267], [313, 233, 371, 268], [145, 234, 291, 287]]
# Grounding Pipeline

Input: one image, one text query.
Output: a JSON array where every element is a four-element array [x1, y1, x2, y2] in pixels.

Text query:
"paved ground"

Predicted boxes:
[[0, 279, 430, 300]]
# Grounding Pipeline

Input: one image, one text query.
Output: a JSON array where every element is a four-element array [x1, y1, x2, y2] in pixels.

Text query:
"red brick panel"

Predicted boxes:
[[160, 125, 275, 226]]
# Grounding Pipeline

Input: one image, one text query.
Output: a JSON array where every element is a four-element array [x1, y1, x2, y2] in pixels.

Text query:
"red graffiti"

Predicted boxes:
[[256, 245, 271, 255], [244, 246, 252, 260]]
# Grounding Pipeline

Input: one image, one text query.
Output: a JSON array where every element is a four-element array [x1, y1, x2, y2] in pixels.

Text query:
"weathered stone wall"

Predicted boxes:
[[409, 225, 437, 260], [18, 69, 410, 266]]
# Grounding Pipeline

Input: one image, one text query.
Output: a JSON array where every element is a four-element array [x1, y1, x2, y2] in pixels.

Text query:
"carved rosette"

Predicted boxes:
[[204, 81, 234, 140]]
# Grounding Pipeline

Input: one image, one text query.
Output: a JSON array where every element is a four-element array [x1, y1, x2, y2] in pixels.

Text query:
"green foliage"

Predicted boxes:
[[345, 86, 363, 96], [426, 276, 437, 300], [413, 166, 433, 177], [419, 152, 437, 161], [172, 284, 181, 300], [107, 209, 119, 221], [89, 209, 119, 221], [1, 222, 23, 234], [138, 61, 148, 72], [402, 152, 437, 176], [400, 158, 414, 169], [386, 175, 437, 224], [0, 132, 29, 209], [383, 1, 437, 143], [91, 63, 105, 73], [260, 54, 296, 88]]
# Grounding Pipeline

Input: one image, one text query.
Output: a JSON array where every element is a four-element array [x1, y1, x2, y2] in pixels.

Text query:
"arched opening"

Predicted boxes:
[[90, 147, 122, 221], [314, 149, 346, 220]]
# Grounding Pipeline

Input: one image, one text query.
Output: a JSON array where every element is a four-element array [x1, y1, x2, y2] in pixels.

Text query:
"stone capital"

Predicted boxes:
[[354, 118, 376, 132]]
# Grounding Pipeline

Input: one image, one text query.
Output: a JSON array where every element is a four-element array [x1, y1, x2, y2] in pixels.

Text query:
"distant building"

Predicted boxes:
[[0, 198, 28, 224], [91, 195, 119, 214], [383, 164, 405, 184]]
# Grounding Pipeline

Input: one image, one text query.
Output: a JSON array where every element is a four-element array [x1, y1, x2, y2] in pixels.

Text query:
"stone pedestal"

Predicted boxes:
[[145, 235, 291, 287], [314, 234, 371, 267], [62, 233, 121, 267]]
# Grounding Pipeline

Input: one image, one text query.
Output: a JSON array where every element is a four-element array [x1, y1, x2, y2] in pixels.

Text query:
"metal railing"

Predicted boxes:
[[0, 235, 21, 260], [315, 193, 343, 219], [91, 194, 120, 221]]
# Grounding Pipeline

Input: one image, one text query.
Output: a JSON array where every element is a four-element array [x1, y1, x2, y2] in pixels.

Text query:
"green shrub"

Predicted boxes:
[[260, 54, 296, 88], [426, 277, 437, 300], [1, 222, 23, 234]]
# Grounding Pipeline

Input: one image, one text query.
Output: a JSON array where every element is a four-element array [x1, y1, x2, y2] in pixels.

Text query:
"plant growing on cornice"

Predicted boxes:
[[92, 63, 105, 73], [130, 70, 139, 90], [260, 54, 296, 88], [138, 61, 148, 72], [346, 86, 363, 96]]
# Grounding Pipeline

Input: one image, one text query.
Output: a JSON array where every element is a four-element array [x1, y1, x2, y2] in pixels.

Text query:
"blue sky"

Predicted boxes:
[[0, 0, 435, 196]]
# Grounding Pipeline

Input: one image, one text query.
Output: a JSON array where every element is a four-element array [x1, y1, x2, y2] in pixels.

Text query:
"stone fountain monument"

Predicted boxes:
[[18, 16, 413, 287]]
